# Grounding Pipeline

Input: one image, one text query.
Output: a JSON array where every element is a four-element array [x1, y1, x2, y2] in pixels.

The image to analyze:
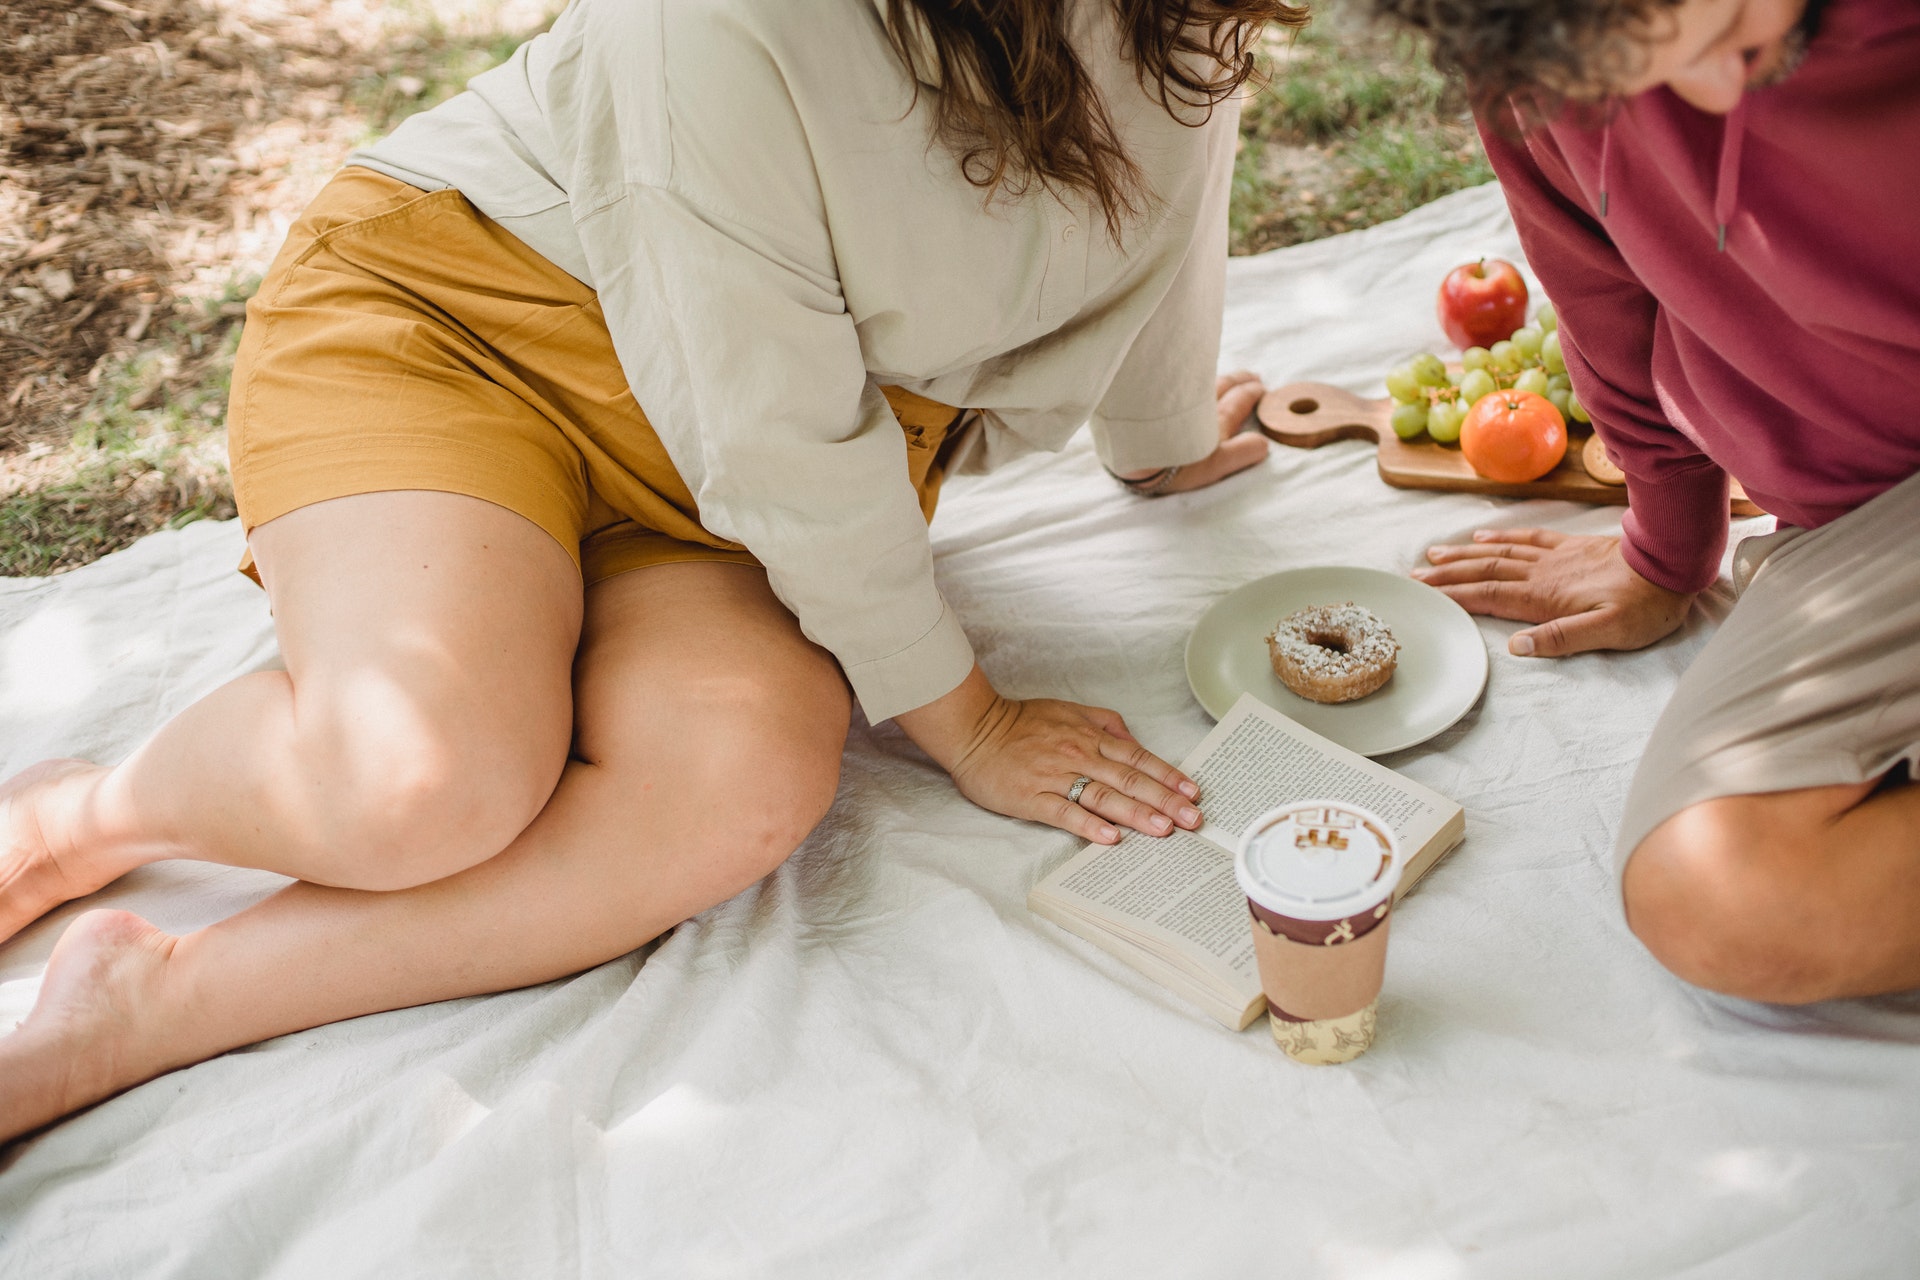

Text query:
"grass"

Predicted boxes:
[[0, 294, 245, 577], [2, 0, 1488, 577], [348, 30, 536, 141], [1231, 0, 1491, 253]]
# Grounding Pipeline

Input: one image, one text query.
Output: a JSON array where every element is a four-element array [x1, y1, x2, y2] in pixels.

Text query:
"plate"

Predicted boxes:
[[1184, 566, 1488, 756]]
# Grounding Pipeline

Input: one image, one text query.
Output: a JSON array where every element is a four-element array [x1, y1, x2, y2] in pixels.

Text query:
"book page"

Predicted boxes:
[[1029, 693, 1463, 1026], [1184, 696, 1452, 856], [1051, 828, 1260, 987]]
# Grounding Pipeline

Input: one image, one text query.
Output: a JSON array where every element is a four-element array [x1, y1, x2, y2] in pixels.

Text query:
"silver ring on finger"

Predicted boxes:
[[1066, 775, 1092, 806]]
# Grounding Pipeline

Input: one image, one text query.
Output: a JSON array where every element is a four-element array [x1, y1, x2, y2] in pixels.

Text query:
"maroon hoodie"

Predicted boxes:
[[1480, 0, 1920, 594]]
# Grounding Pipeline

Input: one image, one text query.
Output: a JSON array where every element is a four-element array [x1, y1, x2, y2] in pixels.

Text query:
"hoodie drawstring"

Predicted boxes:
[[1714, 97, 1748, 252], [1598, 119, 1612, 218], [1595, 96, 1747, 250]]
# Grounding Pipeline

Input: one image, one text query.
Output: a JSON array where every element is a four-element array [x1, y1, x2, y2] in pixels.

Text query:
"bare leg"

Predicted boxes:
[[0, 560, 849, 1142], [0, 490, 583, 942], [1624, 774, 1920, 1003], [0, 760, 114, 940]]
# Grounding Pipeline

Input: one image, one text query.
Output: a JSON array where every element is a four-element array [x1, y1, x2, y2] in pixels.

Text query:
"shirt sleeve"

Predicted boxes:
[[1086, 96, 1239, 475], [1480, 113, 1730, 594], [577, 187, 974, 724], [562, 10, 973, 724]]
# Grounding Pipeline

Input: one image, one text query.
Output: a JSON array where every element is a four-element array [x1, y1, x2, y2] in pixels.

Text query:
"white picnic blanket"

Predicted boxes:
[[3, 182, 1916, 1279]]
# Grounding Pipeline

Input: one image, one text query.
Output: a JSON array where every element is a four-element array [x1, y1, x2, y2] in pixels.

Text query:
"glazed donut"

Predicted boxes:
[[1266, 603, 1399, 704]]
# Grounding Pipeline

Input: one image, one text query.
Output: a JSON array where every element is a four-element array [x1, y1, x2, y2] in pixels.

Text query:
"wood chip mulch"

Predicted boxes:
[[0, 0, 381, 452]]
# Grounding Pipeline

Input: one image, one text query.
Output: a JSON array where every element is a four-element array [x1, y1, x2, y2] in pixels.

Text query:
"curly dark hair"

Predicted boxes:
[[886, 0, 1309, 236], [1360, 0, 1689, 117]]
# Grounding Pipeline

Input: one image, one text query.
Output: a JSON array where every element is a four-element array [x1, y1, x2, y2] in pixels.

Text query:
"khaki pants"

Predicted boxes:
[[1616, 468, 1920, 885]]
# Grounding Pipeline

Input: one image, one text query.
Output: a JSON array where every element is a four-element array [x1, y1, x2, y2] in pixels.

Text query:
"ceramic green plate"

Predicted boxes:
[[1184, 566, 1488, 756]]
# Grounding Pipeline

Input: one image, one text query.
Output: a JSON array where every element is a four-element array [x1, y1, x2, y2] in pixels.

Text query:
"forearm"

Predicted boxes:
[[1089, 98, 1234, 479], [1480, 114, 1729, 592], [1618, 467, 1731, 594], [893, 664, 1003, 774]]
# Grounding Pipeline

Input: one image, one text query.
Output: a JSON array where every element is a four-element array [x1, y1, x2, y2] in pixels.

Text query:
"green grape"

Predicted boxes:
[[1546, 372, 1571, 397], [1459, 368, 1497, 404], [1410, 353, 1449, 388], [1547, 387, 1572, 419], [1566, 390, 1592, 424], [1390, 400, 1430, 440], [1488, 340, 1521, 374], [1461, 346, 1493, 372], [1384, 364, 1421, 403], [1541, 329, 1565, 376], [1427, 399, 1464, 444], [1447, 367, 1464, 387], [1510, 326, 1544, 359], [1536, 302, 1558, 333], [1514, 367, 1550, 397]]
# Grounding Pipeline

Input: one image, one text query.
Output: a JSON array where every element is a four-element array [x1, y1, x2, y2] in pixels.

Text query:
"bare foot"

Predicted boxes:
[[0, 759, 124, 943], [0, 909, 185, 1144]]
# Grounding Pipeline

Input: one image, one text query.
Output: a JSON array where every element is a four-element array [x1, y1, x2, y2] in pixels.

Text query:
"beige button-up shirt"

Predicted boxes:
[[351, 0, 1235, 721]]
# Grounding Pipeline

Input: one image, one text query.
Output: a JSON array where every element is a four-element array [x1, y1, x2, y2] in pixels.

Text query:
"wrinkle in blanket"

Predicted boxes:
[[2, 184, 1916, 1279]]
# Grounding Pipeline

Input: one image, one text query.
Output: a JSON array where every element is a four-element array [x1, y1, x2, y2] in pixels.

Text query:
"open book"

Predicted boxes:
[[1028, 693, 1466, 1030]]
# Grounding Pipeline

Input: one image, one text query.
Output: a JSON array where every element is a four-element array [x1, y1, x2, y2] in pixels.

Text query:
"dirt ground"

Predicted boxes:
[[8, 0, 355, 449], [0, 0, 553, 573]]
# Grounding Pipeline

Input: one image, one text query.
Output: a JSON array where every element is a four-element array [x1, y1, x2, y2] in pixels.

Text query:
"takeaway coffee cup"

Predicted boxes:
[[1235, 801, 1402, 1065]]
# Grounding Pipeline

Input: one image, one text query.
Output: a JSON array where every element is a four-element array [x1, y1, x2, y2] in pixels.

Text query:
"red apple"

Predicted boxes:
[[1437, 258, 1529, 351]]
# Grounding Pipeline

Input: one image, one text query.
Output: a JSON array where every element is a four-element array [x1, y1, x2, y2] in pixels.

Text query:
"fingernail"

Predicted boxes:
[[1180, 806, 1202, 826], [1099, 826, 1119, 842], [1178, 781, 1199, 799], [1411, 567, 1431, 579], [1151, 814, 1172, 833], [1474, 530, 1494, 541], [1511, 633, 1536, 656]]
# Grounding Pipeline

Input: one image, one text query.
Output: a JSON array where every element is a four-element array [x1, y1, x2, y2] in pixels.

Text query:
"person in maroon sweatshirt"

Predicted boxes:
[[1374, 0, 1920, 1003]]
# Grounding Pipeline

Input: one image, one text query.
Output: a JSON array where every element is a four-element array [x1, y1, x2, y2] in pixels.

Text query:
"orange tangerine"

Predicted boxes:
[[1460, 390, 1567, 483]]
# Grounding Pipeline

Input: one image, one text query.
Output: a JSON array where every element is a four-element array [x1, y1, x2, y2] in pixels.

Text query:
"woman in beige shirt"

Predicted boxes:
[[0, 0, 1295, 1137]]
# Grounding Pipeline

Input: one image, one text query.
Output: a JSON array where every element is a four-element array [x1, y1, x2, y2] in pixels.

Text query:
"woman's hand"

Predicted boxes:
[[1116, 371, 1270, 495], [895, 667, 1202, 844], [1412, 528, 1695, 656]]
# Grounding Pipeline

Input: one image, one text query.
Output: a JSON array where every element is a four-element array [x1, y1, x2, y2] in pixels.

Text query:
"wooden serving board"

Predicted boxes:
[[1256, 381, 1761, 516]]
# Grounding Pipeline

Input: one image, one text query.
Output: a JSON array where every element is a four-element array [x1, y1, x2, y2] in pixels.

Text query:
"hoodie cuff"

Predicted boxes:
[[1618, 465, 1731, 595]]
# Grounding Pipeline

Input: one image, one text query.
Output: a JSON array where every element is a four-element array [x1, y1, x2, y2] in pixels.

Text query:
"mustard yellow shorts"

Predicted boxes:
[[226, 168, 961, 586]]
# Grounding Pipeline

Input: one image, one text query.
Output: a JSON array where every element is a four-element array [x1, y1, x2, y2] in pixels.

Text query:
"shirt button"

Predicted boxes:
[[1062, 224, 1077, 240]]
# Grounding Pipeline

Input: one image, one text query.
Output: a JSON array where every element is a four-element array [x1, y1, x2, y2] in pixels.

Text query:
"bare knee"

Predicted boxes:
[[702, 725, 844, 893], [586, 664, 849, 898], [1624, 795, 1851, 1004], [674, 668, 846, 891], [291, 690, 569, 891]]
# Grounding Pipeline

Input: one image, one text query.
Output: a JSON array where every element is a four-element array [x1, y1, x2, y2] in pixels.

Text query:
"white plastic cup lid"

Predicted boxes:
[[1235, 800, 1403, 922]]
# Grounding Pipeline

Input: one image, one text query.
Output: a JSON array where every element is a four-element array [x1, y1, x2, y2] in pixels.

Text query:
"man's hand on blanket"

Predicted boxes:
[[1113, 372, 1270, 495], [1413, 528, 1695, 657], [895, 666, 1202, 845]]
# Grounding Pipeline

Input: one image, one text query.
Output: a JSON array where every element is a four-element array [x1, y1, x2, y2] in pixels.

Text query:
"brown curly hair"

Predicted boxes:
[[885, 1, 1309, 235], [1360, 0, 1690, 117]]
